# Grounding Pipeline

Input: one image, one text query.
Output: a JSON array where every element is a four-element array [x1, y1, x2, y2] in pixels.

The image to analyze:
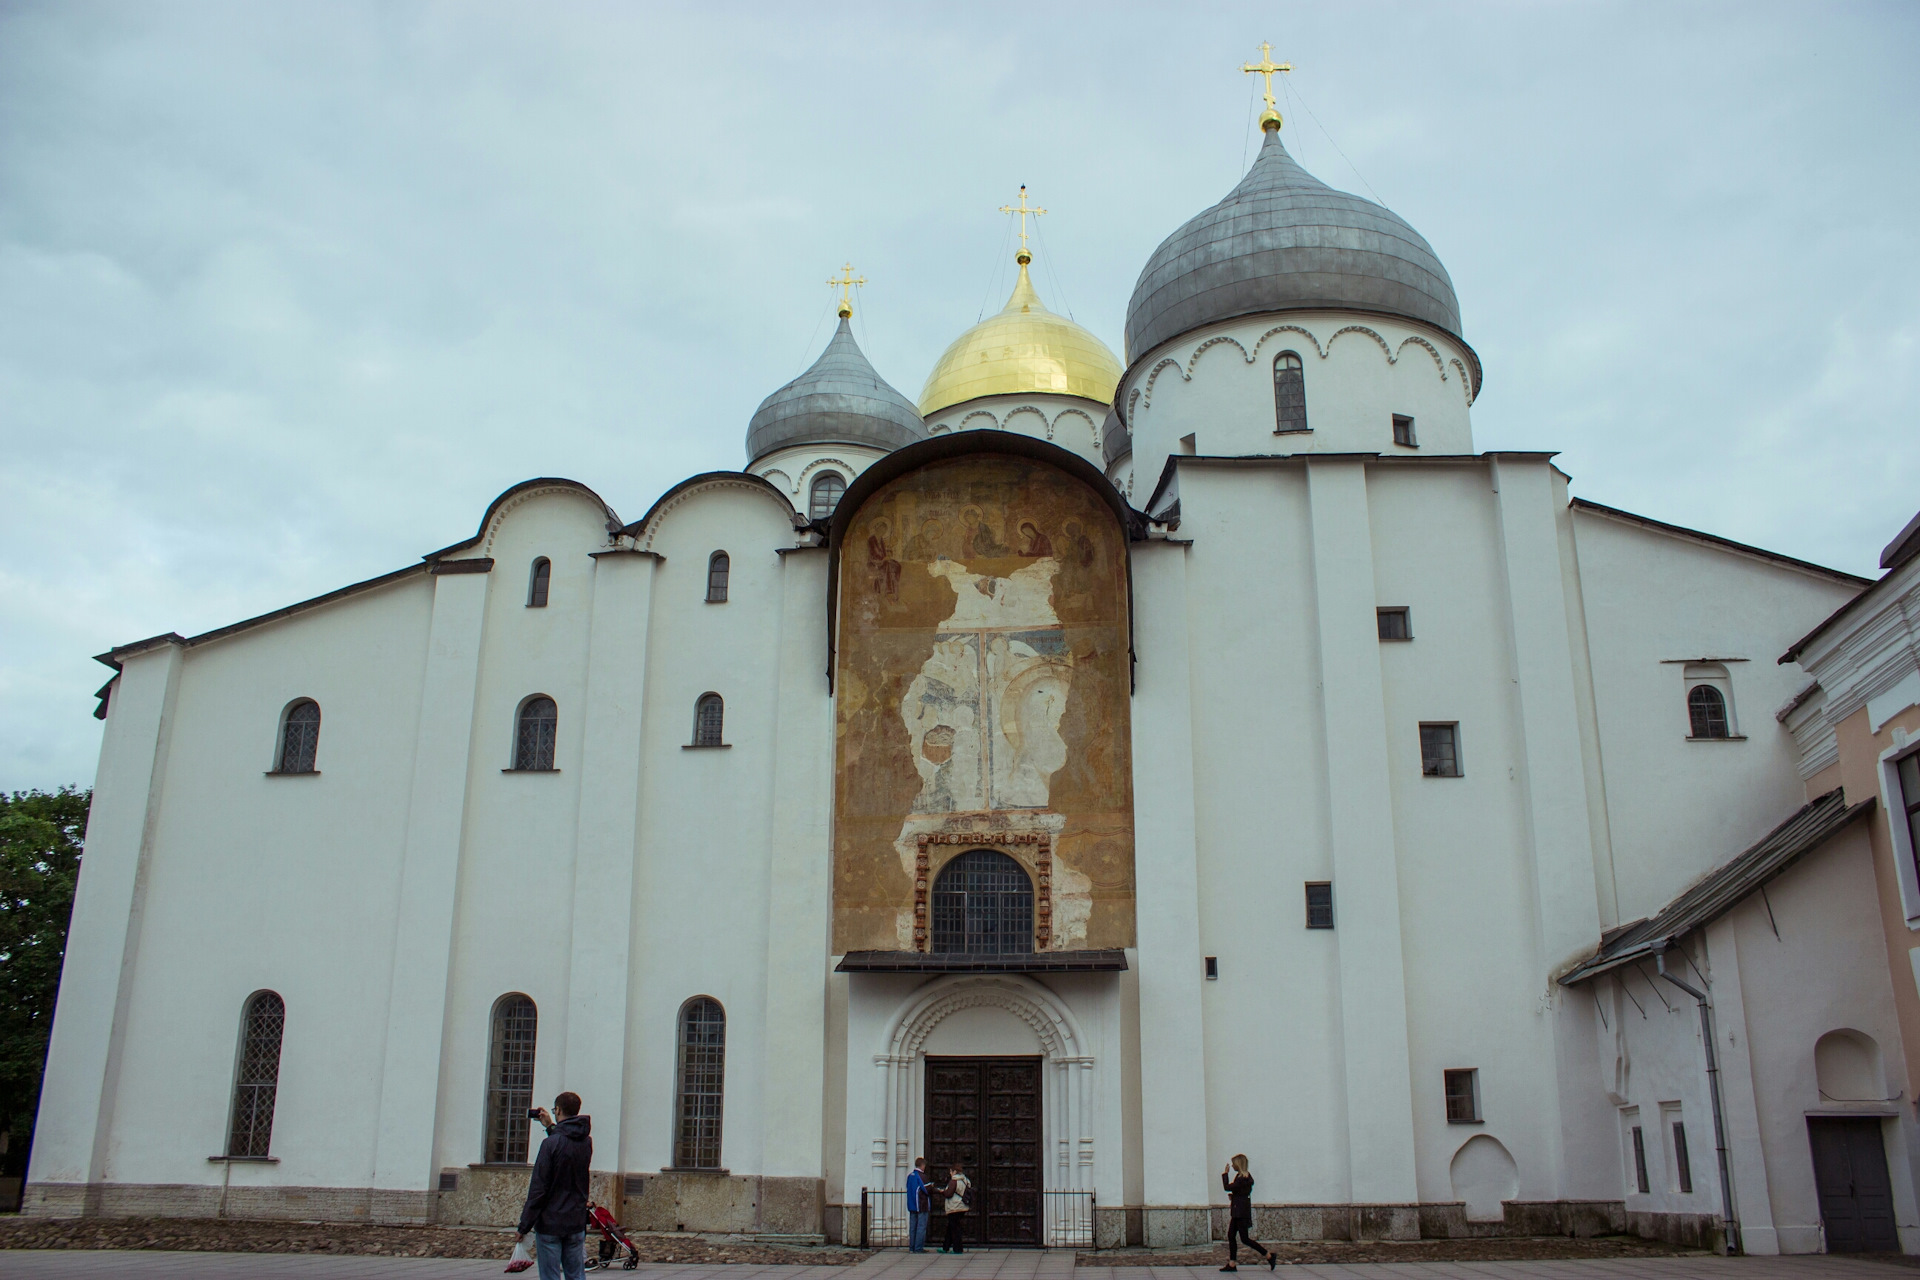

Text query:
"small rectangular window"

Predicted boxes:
[[1420, 722, 1462, 777], [1631, 1125, 1650, 1194], [1443, 1068, 1480, 1123], [1204, 956, 1219, 980], [1377, 607, 1411, 641], [1897, 752, 1920, 888], [1672, 1121, 1693, 1193], [1304, 882, 1334, 929], [1392, 414, 1417, 447]]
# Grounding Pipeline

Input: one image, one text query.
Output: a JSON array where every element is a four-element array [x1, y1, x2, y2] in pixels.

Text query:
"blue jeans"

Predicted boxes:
[[536, 1230, 585, 1280], [908, 1210, 928, 1252]]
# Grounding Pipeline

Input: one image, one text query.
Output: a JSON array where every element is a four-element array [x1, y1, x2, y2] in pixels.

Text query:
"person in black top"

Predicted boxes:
[[518, 1092, 593, 1280], [1220, 1154, 1274, 1271]]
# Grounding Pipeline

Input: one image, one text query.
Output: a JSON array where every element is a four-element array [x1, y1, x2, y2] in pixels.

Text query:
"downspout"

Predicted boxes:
[[1656, 947, 1742, 1255]]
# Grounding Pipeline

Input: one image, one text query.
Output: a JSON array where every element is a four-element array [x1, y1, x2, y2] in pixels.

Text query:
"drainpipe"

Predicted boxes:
[[1657, 947, 1742, 1255]]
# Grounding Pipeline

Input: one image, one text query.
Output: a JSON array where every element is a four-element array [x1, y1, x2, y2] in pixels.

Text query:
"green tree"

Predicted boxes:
[[0, 787, 88, 1179]]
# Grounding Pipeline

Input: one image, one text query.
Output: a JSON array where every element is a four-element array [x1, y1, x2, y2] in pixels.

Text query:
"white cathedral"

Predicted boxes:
[[30, 77, 1915, 1257]]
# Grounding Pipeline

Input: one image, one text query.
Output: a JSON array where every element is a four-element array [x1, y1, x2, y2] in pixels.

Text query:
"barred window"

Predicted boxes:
[[277, 700, 320, 773], [1377, 607, 1411, 641], [1420, 722, 1462, 777], [528, 558, 551, 608], [1273, 351, 1308, 434], [674, 997, 726, 1169], [1443, 1068, 1480, 1123], [485, 994, 538, 1164], [809, 472, 845, 522], [1687, 685, 1729, 739], [692, 693, 724, 747], [706, 552, 730, 603], [515, 696, 558, 770], [227, 991, 285, 1158], [931, 849, 1033, 955], [1305, 881, 1334, 929]]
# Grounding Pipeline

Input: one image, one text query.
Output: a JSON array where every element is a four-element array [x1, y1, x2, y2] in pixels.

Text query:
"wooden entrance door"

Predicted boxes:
[[1809, 1117, 1899, 1252], [925, 1056, 1042, 1246]]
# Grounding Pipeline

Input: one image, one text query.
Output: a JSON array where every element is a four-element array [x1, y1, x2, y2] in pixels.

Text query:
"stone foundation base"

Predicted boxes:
[[432, 1167, 624, 1228], [23, 1182, 430, 1223], [619, 1173, 823, 1237], [1625, 1209, 1727, 1253]]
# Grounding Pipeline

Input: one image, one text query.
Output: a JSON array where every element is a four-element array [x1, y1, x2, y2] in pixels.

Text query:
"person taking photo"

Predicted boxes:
[[517, 1092, 593, 1280]]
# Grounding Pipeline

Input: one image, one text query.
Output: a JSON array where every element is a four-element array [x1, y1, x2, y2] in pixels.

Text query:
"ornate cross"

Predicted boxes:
[[1000, 185, 1047, 264], [828, 262, 866, 318], [1242, 40, 1292, 119]]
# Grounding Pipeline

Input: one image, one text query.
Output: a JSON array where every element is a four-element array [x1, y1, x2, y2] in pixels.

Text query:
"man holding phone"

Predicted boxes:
[[517, 1091, 593, 1280]]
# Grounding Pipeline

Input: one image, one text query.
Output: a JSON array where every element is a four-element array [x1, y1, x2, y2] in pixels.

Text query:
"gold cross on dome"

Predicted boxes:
[[1000, 185, 1047, 263], [828, 263, 866, 318], [1242, 40, 1292, 112]]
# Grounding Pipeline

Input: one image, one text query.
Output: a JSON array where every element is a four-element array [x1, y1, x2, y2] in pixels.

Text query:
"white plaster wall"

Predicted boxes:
[[921, 394, 1109, 469]]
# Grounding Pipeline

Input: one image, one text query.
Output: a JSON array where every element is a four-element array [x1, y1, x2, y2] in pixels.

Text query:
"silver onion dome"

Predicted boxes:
[[1124, 127, 1462, 361], [746, 317, 927, 464]]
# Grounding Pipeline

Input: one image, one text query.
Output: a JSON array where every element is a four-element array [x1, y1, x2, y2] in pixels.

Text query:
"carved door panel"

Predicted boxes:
[[925, 1056, 1042, 1245]]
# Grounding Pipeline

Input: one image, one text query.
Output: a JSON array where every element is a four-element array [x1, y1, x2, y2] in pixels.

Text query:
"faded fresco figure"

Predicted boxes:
[[868, 516, 903, 597], [1018, 520, 1054, 557]]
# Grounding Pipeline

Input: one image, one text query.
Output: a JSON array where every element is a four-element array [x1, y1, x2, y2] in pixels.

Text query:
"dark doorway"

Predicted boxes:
[[1809, 1117, 1899, 1252], [925, 1056, 1042, 1246]]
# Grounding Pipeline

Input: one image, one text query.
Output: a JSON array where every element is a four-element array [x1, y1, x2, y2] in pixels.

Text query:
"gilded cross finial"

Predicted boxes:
[[999, 185, 1047, 265], [828, 262, 866, 318], [1242, 40, 1292, 131]]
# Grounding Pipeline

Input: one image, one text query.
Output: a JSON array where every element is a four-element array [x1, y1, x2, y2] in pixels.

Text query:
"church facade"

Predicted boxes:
[[29, 94, 1915, 1255]]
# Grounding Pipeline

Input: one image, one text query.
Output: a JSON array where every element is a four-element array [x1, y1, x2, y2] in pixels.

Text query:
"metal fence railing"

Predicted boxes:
[[856, 1188, 1095, 1250]]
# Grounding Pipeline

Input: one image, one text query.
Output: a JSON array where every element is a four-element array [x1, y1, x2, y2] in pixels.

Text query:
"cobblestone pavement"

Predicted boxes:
[[1, 1251, 1914, 1279]]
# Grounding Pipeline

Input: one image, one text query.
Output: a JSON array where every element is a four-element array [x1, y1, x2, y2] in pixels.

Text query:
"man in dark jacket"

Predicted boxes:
[[518, 1091, 592, 1280]]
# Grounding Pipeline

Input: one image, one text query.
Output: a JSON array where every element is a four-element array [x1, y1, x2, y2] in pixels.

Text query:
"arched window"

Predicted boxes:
[[809, 472, 846, 522], [527, 558, 551, 608], [692, 693, 724, 747], [227, 991, 285, 1158], [1688, 685, 1730, 739], [515, 696, 558, 770], [276, 700, 320, 773], [706, 552, 730, 603], [674, 997, 726, 1169], [931, 849, 1034, 955], [485, 994, 538, 1164], [1273, 351, 1308, 434]]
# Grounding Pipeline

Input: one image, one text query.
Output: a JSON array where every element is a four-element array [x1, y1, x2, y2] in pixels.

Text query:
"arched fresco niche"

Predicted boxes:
[[1449, 1134, 1519, 1222], [831, 451, 1135, 954]]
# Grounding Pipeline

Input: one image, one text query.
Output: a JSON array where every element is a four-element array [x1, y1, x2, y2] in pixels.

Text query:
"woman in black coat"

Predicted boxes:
[[1220, 1154, 1275, 1271]]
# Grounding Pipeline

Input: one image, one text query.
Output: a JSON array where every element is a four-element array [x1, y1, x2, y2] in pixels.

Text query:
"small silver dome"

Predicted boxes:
[[746, 318, 926, 464], [1125, 128, 1462, 361]]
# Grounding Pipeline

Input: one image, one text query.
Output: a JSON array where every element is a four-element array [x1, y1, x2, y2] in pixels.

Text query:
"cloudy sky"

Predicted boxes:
[[3, 1, 1916, 792]]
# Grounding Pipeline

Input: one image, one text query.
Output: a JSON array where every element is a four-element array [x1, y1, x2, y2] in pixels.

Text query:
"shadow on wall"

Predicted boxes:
[[1449, 1134, 1519, 1223]]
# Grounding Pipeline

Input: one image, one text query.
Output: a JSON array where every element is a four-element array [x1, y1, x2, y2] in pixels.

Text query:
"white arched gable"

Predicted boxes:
[[473, 481, 623, 558], [634, 476, 797, 553]]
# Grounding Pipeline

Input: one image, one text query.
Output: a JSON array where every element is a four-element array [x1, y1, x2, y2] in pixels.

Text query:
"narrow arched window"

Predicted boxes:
[[1273, 351, 1308, 434], [277, 700, 320, 773], [515, 696, 558, 770], [931, 849, 1034, 955], [674, 997, 725, 1169], [706, 552, 730, 603], [527, 558, 551, 608], [485, 994, 538, 1164], [227, 991, 285, 1158], [692, 693, 724, 747], [1688, 685, 1730, 739], [809, 472, 846, 522]]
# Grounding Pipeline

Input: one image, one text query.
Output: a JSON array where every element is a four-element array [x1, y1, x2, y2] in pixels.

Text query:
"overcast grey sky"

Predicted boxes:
[[3, 1, 1916, 792]]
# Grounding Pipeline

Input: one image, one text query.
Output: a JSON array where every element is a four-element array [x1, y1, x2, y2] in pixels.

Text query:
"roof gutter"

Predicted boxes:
[[1656, 949, 1742, 1256]]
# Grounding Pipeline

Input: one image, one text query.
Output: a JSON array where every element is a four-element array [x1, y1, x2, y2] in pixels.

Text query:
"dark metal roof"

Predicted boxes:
[[1883, 509, 1920, 572], [835, 949, 1128, 973], [1559, 789, 1874, 985], [746, 317, 926, 463], [1125, 127, 1464, 363]]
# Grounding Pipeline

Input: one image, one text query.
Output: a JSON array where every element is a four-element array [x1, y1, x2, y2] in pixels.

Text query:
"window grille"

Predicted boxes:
[[1273, 351, 1308, 434], [1377, 607, 1411, 641], [809, 472, 846, 522], [1420, 722, 1461, 777], [1392, 414, 1417, 447], [706, 552, 730, 603], [1672, 1121, 1693, 1193], [1687, 685, 1729, 739], [930, 849, 1034, 955], [278, 700, 320, 773], [1630, 1125, 1650, 1193], [674, 997, 726, 1169], [227, 991, 285, 1158], [692, 693, 724, 747], [528, 558, 551, 608], [485, 995, 538, 1164], [1305, 881, 1334, 929], [1443, 1068, 1480, 1123], [515, 696, 557, 770]]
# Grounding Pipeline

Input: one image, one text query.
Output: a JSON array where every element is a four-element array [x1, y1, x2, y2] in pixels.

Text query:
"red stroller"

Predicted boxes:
[[585, 1202, 641, 1271]]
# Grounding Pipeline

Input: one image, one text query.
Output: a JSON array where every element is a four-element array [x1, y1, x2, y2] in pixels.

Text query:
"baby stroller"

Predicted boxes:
[[584, 1201, 641, 1271]]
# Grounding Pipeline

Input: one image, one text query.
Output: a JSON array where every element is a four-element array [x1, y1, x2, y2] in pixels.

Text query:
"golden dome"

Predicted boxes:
[[917, 262, 1123, 417]]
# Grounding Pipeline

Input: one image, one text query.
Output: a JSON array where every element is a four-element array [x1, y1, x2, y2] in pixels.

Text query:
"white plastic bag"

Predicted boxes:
[[506, 1234, 534, 1273]]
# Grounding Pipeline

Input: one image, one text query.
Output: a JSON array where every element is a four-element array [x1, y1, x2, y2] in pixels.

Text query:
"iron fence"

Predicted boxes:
[[856, 1188, 1095, 1250]]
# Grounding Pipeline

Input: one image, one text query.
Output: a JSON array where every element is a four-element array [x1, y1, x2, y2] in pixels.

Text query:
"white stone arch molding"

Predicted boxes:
[[796, 456, 862, 497], [1125, 317, 1479, 412], [1051, 407, 1099, 446], [628, 471, 800, 553], [869, 975, 1097, 1203]]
